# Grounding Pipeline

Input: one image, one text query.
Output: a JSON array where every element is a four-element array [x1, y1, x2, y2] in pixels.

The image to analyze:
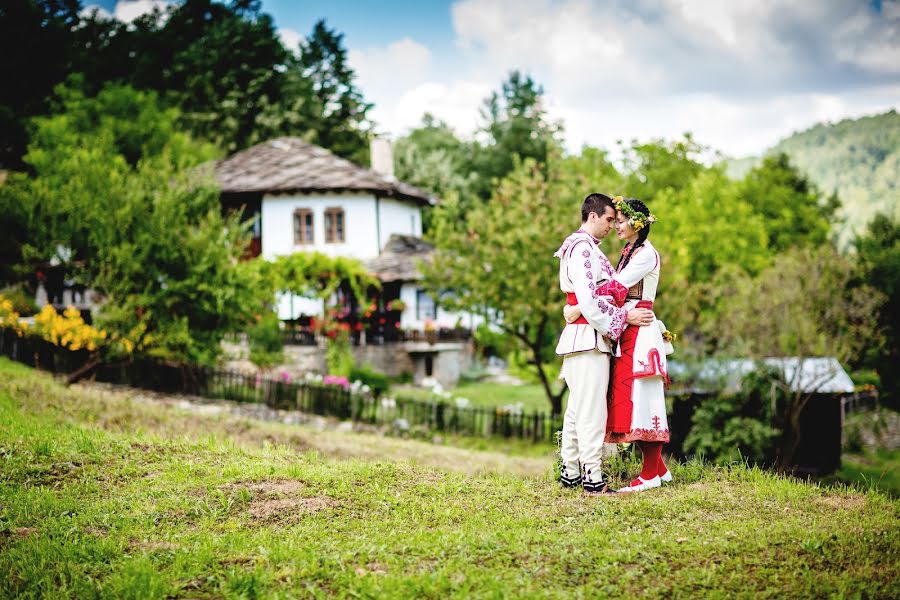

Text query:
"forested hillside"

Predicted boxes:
[[727, 110, 900, 240]]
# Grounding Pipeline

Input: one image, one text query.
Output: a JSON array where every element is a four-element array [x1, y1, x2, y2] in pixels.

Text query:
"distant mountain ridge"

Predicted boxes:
[[726, 110, 899, 241]]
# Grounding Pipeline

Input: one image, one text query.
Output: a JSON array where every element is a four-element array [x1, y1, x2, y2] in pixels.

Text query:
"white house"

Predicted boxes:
[[213, 137, 477, 384]]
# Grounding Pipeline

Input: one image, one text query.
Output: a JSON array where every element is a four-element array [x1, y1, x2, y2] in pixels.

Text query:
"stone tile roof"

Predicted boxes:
[[365, 234, 434, 282], [214, 137, 436, 205]]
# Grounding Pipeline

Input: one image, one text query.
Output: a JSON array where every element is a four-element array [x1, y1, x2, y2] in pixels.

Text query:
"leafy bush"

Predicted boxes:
[[473, 323, 513, 359], [247, 312, 284, 369], [0, 285, 37, 316], [350, 364, 390, 397], [326, 329, 354, 377], [683, 366, 783, 465]]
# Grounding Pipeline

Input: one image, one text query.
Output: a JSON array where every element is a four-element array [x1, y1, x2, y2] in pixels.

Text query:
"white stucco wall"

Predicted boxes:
[[261, 193, 379, 260], [261, 192, 424, 261], [377, 197, 422, 249]]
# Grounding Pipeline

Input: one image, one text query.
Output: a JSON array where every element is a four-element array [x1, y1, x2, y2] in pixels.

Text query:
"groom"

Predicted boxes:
[[554, 193, 654, 495]]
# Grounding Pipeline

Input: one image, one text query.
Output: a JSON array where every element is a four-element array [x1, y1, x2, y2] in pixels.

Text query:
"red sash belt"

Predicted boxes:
[[565, 293, 589, 324], [566, 294, 654, 325]]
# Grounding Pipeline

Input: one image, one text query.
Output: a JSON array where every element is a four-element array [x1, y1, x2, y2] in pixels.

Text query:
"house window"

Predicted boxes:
[[325, 207, 345, 243], [293, 209, 313, 244], [417, 289, 436, 320]]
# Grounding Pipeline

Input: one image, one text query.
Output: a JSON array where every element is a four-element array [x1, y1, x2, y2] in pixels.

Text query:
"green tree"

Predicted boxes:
[[856, 214, 900, 408], [394, 114, 476, 199], [708, 246, 883, 471], [0, 0, 81, 169], [648, 168, 770, 351], [619, 135, 706, 202], [739, 153, 838, 251], [9, 83, 264, 365], [470, 71, 562, 200], [298, 19, 373, 165], [422, 153, 619, 414]]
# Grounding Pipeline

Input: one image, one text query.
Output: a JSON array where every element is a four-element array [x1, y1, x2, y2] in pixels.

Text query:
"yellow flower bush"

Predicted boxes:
[[0, 297, 27, 337], [1, 293, 150, 356], [32, 304, 106, 352]]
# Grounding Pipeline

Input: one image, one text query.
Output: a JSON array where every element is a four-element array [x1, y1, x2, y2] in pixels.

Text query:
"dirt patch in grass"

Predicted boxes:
[[248, 496, 338, 520], [128, 540, 179, 552], [218, 478, 340, 523], [817, 494, 866, 510], [220, 479, 307, 496], [13, 527, 38, 538]]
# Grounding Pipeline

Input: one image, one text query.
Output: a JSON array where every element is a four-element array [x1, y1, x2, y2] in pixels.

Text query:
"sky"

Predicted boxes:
[[86, 0, 900, 158]]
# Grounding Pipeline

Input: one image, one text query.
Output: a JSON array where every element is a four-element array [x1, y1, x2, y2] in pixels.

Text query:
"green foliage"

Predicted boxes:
[[856, 213, 900, 407], [422, 158, 578, 413], [349, 364, 390, 397], [393, 114, 477, 228], [738, 153, 836, 251], [10, 82, 263, 364], [0, 284, 37, 316], [473, 323, 514, 359], [646, 168, 769, 346], [684, 367, 782, 465], [708, 245, 882, 363], [265, 252, 378, 305], [727, 110, 900, 246], [620, 134, 706, 202], [326, 329, 354, 377], [297, 20, 373, 165], [247, 311, 284, 369], [1, 2, 373, 166], [468, 71, 563, 200]]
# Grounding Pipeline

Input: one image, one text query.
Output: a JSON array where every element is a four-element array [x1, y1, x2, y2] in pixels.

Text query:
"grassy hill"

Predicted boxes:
[[726, 110, 900, 242], [1, 358, 898, 598]]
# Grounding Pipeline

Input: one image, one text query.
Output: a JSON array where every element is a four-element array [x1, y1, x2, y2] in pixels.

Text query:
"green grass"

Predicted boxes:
[[394, 381, 556, 413], [1, 358, 898, 598], [838, 449, 900, 497]]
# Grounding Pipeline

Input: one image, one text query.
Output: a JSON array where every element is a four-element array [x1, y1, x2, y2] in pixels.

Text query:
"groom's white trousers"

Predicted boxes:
[[560, 349, 610, 483]]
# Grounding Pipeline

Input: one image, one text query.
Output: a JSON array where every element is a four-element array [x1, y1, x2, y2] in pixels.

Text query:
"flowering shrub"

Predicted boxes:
[[386, 299, 406, 312], [0, 294, 141, 355], [0, 296, 27, 337], [31, 305, 107, 352], [323, 374, 350, 389]]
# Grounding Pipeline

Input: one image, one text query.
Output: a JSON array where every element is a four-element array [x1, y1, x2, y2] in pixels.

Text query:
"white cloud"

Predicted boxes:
[[113, 0, 171, 24], [348, 38, 438, 135], [279, 28, 302, 55], [349, 38, 433, 91], [80, 4, 113, 20], [435, 0, 900, 155], [387, 80, 493, 136]]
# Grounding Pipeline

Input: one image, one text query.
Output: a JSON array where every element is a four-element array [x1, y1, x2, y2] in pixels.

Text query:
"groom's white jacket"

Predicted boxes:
[[553, 231, 627, 357]]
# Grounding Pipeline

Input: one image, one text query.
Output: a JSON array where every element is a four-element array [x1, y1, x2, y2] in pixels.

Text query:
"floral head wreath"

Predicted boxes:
[[613, 196, 656, 232]]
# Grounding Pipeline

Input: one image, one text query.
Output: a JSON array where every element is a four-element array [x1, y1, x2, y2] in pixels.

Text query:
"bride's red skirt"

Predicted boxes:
[[607, 300, 652, 439]]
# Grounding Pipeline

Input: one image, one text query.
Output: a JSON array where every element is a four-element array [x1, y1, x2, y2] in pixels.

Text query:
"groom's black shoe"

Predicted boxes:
[[559, 466, 583, 489], [583, 480, 615, 496]]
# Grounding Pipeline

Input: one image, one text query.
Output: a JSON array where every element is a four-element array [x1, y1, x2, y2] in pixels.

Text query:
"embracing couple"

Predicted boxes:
[[554, 193, 675, 496]]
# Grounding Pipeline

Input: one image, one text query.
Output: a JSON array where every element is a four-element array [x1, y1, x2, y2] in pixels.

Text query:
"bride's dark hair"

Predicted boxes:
[[616, 198, 651, 271]]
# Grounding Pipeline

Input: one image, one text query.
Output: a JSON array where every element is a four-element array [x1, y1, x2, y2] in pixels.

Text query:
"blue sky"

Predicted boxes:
[[86, 1, 900, 157]]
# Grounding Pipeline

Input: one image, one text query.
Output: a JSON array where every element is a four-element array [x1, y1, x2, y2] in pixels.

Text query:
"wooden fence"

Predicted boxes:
[[0, 330, 559, 443]]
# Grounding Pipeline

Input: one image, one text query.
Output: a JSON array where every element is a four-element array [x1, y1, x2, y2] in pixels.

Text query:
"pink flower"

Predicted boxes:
[[323, 375, 350, 389]]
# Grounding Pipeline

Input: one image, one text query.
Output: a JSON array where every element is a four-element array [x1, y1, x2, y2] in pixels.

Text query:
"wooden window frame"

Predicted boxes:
[[293, 208, 314, 245], [324, 207, 345, 243]]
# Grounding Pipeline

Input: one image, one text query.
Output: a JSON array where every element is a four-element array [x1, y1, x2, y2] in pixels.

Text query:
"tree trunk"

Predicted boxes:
[[66, 357, 102, 385], [775, 391, 811, 473]]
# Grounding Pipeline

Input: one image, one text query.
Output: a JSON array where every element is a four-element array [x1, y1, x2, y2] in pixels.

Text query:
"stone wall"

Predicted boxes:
[[221, 338, 475, 388]]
